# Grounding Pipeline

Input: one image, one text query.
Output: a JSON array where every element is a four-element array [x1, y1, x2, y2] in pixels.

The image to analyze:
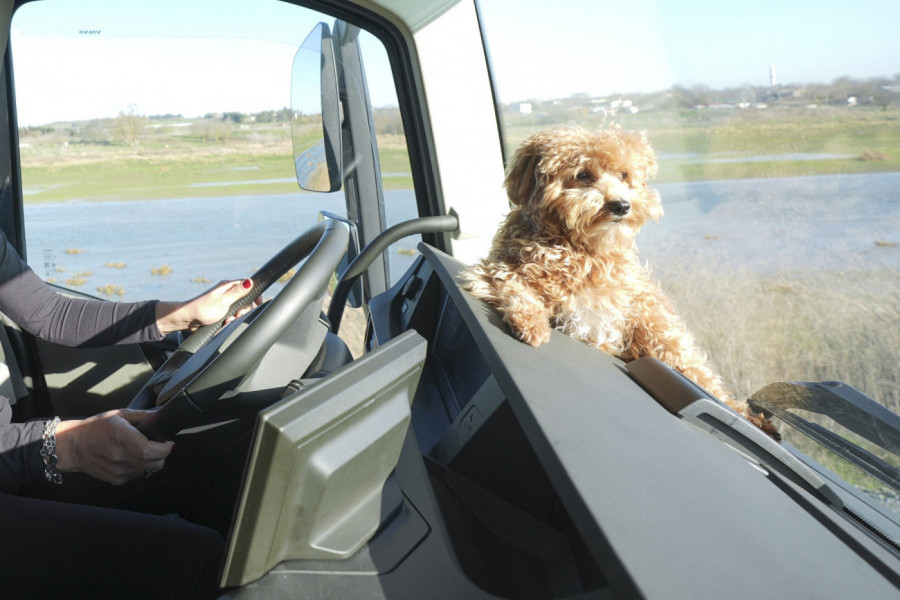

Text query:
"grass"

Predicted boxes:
[[658, 261, 900, 488], [150, 264, 172, 276], [20, 108, 900, 492], [501, 105, 900, 183], [22, 145, 415, 203], [20, 105, 900, 204], [663, 265, 900, 410], [22, 152, 297, 202], [500, 102, 900, 477], [19, 118, 414, 203]]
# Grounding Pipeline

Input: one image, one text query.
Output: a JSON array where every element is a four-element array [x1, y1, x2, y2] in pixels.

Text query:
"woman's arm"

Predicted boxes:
[[155, 278, 255, 335], [0, 238, 160, 347], [0, 398, 175, 491], [0, 236, 257, 488], [0, 236, 255, 347], [54, 410, 174, 485]]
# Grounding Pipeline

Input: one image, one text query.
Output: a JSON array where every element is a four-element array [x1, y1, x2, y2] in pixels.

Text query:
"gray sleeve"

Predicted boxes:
[[0, 236, 164, 348], [0, 234, 165, 488], [0, 396, 44, 493]]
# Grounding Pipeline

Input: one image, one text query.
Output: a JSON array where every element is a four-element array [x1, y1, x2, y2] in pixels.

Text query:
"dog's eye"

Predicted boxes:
[[620, 172, 629, 181], [576, 170, 591, 181]]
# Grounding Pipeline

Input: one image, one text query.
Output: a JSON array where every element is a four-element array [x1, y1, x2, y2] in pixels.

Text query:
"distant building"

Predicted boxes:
[[518, 102, 533, 115]]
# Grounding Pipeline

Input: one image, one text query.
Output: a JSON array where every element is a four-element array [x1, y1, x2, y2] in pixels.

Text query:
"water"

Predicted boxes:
[[25, 190, 421, 301], [640, 172, 900, 274], [660, 152, 855, 164], [23, 173, 900, 301]]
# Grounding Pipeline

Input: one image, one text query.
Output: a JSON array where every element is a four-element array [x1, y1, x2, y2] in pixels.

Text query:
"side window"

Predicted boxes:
[[478, 3, 899, 415], [11, 0, 413, 309], [359, 37, 418, 287], [376, 105, 418, 287]]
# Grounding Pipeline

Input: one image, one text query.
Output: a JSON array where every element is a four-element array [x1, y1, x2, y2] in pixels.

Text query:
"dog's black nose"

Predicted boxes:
[[607, 199, 630, 216]]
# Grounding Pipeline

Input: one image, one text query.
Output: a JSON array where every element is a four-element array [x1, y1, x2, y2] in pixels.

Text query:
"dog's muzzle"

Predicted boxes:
[[606, 199, 630, 217]]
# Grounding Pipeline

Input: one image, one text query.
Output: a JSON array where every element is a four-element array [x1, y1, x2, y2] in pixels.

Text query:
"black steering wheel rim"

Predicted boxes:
[[132, 219, 349, 441]]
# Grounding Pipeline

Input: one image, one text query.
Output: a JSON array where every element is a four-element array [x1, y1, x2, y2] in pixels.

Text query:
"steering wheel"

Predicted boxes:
[[130, 219, 349, 441]]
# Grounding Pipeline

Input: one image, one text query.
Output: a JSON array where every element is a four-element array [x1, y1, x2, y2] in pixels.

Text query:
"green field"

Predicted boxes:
[[20, 107, 900, 488], [19, 105, 900, 203], [501, 104, 900, 183], [19, 118, 414, 203]]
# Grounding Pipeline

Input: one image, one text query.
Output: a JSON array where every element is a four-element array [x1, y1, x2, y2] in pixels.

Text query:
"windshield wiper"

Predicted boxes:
[[626, 357, 844, 509], [750, 381, 900, 495]]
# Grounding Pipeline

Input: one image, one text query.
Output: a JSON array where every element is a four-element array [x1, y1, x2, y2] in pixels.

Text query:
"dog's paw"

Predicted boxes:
[[725, 398, 782, 441], [506, 314, 552, 346], [747, 412, 782, 442]]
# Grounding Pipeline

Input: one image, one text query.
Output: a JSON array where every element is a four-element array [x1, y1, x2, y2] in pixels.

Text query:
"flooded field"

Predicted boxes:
[[24, 172, 900, 301]]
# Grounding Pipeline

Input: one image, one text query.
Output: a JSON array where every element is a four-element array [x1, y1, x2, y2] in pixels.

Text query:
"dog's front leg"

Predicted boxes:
[[464, 268, 553, 346], [500, 283, 553, 346], [489, 276, 553, 346], [624, 290, 731, 396], [625, 293, 780, 439]]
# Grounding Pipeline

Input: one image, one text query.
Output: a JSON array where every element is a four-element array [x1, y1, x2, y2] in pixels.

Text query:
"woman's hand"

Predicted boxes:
[[55, 409, 174, 485], [155, 278, 261, 335]]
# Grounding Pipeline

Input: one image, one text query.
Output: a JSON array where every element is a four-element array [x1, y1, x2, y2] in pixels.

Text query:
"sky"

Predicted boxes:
[[11, 0, 328, 125], [10, 0, 900, 126], [478, 0, 900, 101]]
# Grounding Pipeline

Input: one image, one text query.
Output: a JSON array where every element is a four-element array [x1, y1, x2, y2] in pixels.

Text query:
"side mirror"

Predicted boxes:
[[291, 23, 342, 192]]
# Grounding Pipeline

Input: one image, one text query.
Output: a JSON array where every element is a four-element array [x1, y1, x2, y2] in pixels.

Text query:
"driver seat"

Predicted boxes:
[[0, 312, 38, 419]]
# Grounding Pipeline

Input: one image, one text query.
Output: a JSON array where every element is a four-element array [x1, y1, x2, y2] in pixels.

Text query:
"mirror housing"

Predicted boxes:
[[291, 23, 342, 192], [320, 211, 363, 308]]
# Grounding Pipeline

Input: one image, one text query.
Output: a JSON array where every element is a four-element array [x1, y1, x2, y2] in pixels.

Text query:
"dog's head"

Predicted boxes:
[[504, 127, 662, 252]]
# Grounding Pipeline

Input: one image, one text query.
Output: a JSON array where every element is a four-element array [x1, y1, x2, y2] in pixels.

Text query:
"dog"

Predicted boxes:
[[463, 127, 778, 438]]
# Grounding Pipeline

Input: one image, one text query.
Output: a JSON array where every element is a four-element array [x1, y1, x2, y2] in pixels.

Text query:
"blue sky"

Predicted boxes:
[[11, 0, 327, 125], [479, 0, 900, 100], [11, 0, 900, 125]]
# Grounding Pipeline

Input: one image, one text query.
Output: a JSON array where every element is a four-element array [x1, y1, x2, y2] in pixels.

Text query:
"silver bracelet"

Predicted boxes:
[[40, 417, 63, 485]]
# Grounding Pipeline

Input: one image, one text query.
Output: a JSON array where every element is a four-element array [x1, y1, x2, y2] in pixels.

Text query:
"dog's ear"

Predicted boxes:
[[504, 139, 543, 206], [631, 131, 658, 182], [642, 185, 664, 222]]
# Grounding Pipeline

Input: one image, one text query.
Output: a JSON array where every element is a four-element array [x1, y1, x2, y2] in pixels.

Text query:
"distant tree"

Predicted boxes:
[[670, 85, 696, 109], [215, 120, 234, 141], [114, 105, 146, 146], [255, 110, 275, 123], [373, 107, 404, 135], [867, 78, 896, 110], [80, 118, 114, 144], [18, 125, 54, 137], [192, 119, 233, 143], [276, 107, 293, 122], [829, 76, 855, 102], [222, 112, 245, 124]]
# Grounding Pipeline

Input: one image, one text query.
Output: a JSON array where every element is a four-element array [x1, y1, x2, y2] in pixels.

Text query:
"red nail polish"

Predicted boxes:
[[242, 279, 252, 290]]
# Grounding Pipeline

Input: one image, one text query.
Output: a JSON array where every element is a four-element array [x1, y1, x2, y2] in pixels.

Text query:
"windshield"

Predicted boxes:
[[11, 0, 416, 354], [752, 380, 900, 526], [478, 0, 900, 511]]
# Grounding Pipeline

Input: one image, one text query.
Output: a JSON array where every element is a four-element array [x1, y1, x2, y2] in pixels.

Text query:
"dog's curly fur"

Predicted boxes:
[[463, 126, 778, 438]]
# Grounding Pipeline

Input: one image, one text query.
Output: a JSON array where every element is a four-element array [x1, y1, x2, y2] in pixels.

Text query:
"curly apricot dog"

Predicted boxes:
[[464, 127, 777, 437]]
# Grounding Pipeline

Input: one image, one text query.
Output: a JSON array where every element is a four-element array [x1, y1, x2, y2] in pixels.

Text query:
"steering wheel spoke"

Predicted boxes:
[[129, 219, 349, 441]]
